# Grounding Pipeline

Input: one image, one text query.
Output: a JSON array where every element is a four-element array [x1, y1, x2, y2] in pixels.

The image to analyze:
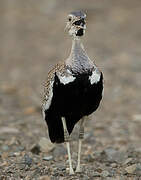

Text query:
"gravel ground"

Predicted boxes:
[[0, 0, 141, 179]]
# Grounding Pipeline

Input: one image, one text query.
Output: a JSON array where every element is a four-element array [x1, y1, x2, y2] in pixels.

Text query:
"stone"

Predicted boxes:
[[30, 144, 41, 155], [40, 176, 50, 180], [125, 164, 137, 174], [9, 152, 20, 157], [85, 154, 94, 162], [123, 158, 133, 165], [111, 163, 117, 168], [16, 146, 25, 152], [53, 144, 66, 157], [102, 148, 127, 163], [24, 154, 33, 166], [56, 163, 66, 171], [2, 145, 9, 151], [114, 176, 125, 180], [1, 152, 8, 159], [39, 137, 55, 153], [19, 164, 26, 170], [133, 114, 141, 122], [135, 163, 141, 176], [43, 155, 53, 161], [92, 172, 101, 177], [0, 127, 19, 134], [101, 170, 110, 177]]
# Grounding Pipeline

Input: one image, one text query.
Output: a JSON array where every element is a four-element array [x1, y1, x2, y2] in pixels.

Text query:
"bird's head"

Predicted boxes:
[[65, 11, 86, 39]]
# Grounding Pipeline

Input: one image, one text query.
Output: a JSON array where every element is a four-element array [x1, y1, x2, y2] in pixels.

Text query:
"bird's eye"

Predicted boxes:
[[68, 18, 72, 21]]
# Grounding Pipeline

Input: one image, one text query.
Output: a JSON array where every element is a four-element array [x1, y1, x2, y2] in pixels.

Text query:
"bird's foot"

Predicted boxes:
[[70, 168, 75, 175], [75, 166, 82, 173], [66, 167, 75, 175]]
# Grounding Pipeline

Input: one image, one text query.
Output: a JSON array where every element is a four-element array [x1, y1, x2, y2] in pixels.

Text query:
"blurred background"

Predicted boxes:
[[0, 0, 141, 178]]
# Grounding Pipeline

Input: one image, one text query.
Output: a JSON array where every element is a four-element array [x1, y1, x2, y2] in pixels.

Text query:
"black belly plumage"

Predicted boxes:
[[45, 72, 103, 143]]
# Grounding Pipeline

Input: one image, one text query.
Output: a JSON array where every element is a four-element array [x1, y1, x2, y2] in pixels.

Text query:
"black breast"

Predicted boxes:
[[45, 72, 103, 143], [54, 72, 103, 116]]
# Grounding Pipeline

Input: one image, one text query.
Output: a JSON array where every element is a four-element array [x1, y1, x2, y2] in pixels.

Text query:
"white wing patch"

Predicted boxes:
[[89, 69, 101, 85], [58, 73, 76, 85]]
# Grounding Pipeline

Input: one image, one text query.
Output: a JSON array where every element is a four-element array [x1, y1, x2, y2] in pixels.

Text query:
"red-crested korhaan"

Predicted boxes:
[[42, 11, 103, 175]]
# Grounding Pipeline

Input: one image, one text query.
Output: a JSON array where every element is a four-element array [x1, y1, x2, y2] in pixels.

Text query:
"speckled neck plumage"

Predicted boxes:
[[66, 39, 94, 74]]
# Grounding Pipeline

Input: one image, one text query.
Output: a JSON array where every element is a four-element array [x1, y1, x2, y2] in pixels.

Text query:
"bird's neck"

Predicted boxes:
[[66, 38, 93, 73]]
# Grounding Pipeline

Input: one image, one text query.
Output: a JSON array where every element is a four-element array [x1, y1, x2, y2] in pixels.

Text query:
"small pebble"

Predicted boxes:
[[92, 172, 101, 177], [40, 176, 50, 180], [9, 152, 20, 157], [133, 114, 141, 121], [136, 164, 141, 176], [103, 148, 127, 163], [16, 146, 25, 152], [39, 137, 55, 153], [101, 170, 110, 177], [123, 158, 133, 165], [2, 145, 9, 151], [111, 163, 117, 168], [24, 154, 32, 166], [53, 144, 66, 157], [43, 155, 53, 161], [85, 154, 94, 162], [0, 127, 19, 134], [14, 152, 21, 156], [19, 164, 26, 170], [125, 164, 137, 174], [31, 144, 41, 155]]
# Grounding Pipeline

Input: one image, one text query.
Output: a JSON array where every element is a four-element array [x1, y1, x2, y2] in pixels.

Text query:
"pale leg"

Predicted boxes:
[[76, 117, 85, 172], [62, 117, 74, 175]]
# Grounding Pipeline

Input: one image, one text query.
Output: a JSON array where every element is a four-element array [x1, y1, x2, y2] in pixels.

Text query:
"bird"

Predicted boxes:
[[42, 11, 103, 175]]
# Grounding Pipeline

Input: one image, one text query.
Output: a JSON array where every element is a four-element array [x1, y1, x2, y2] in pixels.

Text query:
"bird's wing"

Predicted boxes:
[[42, 62, 65, 111], [42, 61, 76, 113]]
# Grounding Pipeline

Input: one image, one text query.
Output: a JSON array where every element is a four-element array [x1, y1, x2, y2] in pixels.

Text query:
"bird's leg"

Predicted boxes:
[[62, 117, 74, 175], [75, 117, 85, 173]]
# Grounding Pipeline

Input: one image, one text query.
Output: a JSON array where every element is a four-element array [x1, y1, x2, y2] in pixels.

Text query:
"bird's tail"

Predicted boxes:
[[46, 114, 65, 143], [45, 112, 77, 143]]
